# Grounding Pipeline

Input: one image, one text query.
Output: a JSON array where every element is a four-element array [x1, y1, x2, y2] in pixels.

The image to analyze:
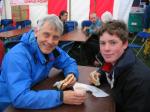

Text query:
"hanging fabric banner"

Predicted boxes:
[[90, 0, 114, 18], [48, 0, 67, 16]]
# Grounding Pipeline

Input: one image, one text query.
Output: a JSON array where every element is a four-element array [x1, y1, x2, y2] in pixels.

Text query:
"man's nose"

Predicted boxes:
[[47, 36, 53, 44]]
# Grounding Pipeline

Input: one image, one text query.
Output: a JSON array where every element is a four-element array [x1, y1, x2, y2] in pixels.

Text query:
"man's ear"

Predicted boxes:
[[34, 27, 38, 37]]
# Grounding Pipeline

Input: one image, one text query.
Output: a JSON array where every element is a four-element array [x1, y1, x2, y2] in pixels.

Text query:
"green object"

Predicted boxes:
[[128, 12, 144, 33]]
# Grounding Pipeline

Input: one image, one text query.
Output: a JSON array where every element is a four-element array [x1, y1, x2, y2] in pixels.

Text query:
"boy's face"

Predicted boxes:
[[99, 32, 128, 64]]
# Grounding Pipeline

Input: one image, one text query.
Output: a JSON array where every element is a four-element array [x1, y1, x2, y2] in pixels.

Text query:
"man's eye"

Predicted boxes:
[[43, 33, 49, 38], [53, 35, 59, 40]]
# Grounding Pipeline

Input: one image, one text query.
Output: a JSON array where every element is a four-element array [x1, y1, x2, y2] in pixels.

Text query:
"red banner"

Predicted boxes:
[[90, 0, 114, 18], [48, 0, 67, 16]]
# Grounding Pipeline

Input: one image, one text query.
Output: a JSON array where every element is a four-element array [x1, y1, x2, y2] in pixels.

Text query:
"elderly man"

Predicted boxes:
[[0, 14, 86, 111], [88, 13, 102, 35], [83, 13, 101, 36], [84, 13, 102, 65]]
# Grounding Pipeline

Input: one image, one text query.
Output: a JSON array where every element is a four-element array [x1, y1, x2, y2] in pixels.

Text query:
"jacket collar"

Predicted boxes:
[[113, 48, 136, 79], [34, 46, 60, 64]]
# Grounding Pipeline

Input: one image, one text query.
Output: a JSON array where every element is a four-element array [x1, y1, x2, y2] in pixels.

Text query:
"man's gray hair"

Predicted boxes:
[[37, 14, 64, 35], [101, 11, 113, 23]]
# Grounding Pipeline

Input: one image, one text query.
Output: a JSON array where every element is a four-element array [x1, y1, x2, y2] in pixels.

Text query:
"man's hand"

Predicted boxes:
[[61, 74, 76, 90], [89, 70, 101, 86], [63, 90, 87, 105], [82, 26, 89, 32]]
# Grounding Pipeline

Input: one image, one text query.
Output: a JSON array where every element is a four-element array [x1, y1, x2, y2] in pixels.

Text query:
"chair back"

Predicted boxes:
[[0, 26, 17, 32], [16, 21, 24, 29], [1, 19, 13, 28], [81, 20, 92, 28], [16, 20, 31, 29], [4, 26, 17, 31], [0, 28, 5, 32], [22, 20, 31, 28], [64, 21, 78, 33], [137, 32, 150, 39], [129, 32, 150, 56], [59, 41, 74, 53]]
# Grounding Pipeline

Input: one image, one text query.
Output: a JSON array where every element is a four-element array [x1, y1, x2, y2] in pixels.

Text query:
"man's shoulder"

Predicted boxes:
[[96, 19, 102, 25], [5, 43, 31, 59]]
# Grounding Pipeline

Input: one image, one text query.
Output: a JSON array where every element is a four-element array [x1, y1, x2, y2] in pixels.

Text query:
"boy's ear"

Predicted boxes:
[[123, 40, 128, 50]]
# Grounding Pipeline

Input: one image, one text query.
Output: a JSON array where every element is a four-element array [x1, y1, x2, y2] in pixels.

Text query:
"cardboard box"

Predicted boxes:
[[11, 5, 29, 22]]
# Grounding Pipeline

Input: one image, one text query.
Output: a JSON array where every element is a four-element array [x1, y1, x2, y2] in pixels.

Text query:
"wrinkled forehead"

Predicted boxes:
[[90, 17, 96, 20], [90, 13, 97, 19], [40, 21, 61, 35]]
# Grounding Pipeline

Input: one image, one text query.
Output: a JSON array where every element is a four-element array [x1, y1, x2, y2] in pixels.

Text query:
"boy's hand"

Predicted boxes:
[[89, 70, 101, 86]]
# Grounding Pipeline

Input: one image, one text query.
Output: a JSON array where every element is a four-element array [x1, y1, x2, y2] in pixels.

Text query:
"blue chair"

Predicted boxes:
[[60, 21, 78, 53], [81, 20, 92, 28], [129, 32, 150, 56], [22, 20, 31, 28], [64, 21, 78, 33], [59, 41, 74, 53], [81, 20, 92, 36], [16, 21, 24, 29], [0, 26, 17, 32], [128, 44, 142, 48], [16, 20, 31, 29], [0, 28, 5, 32], [4, 26, 17, 31], [1, 19, 13, 28]]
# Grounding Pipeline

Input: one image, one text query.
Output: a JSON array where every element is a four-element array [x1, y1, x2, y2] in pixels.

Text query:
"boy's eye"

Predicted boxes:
[[110, 41, 117, 45], [99, 42, 105, 45]]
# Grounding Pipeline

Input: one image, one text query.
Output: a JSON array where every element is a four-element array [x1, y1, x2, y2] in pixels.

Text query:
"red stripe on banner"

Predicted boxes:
[[48, 0, 67, 16], [90, 0, 114, 18], [27, 5, 29, 20], [90, 0, 96, 15]]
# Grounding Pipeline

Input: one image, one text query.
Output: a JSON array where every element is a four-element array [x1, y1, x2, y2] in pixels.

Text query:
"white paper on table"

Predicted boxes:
[[73, 82, 109, 97]]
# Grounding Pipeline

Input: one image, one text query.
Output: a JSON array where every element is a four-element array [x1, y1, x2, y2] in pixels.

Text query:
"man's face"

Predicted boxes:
[[61, 13, 68, 22], [99, 32, 128, 65], [35, 21, 61, 54], [90, 16, 97, 23]]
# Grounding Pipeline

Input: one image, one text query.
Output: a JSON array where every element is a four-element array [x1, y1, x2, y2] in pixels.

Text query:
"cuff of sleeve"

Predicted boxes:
[[60, 91, 64, 102], [97, 68, 106, 76], [66, 72, 78, 81]]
